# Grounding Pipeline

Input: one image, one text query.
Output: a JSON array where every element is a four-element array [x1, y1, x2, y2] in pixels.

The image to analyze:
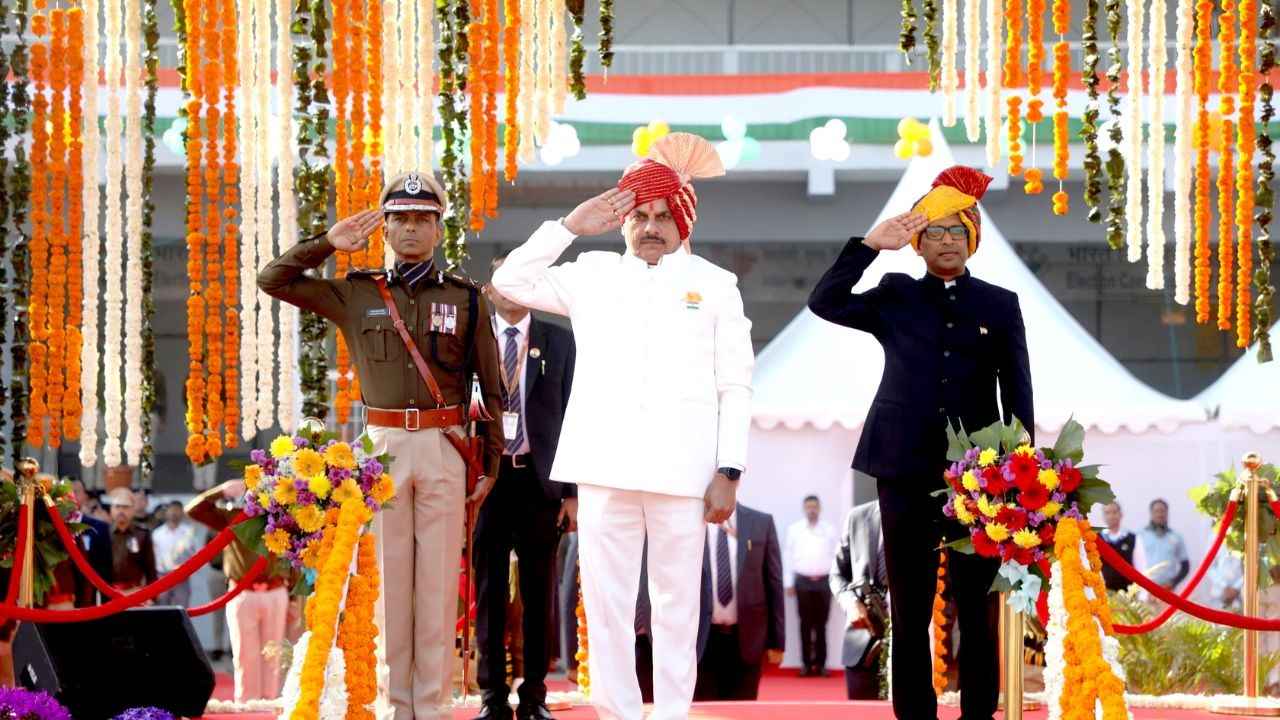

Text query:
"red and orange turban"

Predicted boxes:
[[617, 132, 725, 242], [909, 165, 994, 254]]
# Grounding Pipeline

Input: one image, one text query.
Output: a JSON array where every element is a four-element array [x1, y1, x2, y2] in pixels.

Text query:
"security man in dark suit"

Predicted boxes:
[[474, 253, 577, 720], [829, 500, 888, 700], [808, 166, 1033, 720]]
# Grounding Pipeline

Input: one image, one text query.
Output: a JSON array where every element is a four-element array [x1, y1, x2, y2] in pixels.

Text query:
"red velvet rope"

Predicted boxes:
[[44, 503, 125, 600], [1112, 499, 1238, 634], [1098, 539, 1280, 631], [186, 556, 269, 617], [1269, 497, 1280, 520], [5, 507, 29, 605]]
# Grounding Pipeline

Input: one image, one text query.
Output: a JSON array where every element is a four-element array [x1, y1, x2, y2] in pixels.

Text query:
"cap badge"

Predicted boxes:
[[404, 173, 423, 195]]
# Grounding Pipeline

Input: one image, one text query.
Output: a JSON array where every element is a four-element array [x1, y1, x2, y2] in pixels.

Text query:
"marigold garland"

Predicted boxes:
[[1193, 0, 1214, 322], [337, 531, 379, 720], [1055, 518, 1127, 720], [567, 0, 586, 101], [504, 0, 523, 180], [940, 0, 958, 124], [901, 0, 919, 60], [123, 0, 147, 464], [924, 0, 941, 91], [1050, 0, 1069, 213], [1004, 0, 1024, 89], [1080, 0, 1103, 221], [597, 0, 613, 73], [1255, 0, 1277, 361], [931, 551, 948, 694], [1008, 96, 1024, 178], [46, 7, 68, 450], [65, 6, 86, 446], [574, 572, 589, 696], [437, 0, 471, 266], [1235, 0, 1259, 347], [236, 0, 260, 445], [26, 8, 49, 450], [961, 0, 980, 140], [1218, 0, 1239, 332]]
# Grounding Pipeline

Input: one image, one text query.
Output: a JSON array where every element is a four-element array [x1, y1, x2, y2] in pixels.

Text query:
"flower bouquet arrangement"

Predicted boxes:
[[0, 475, 87, 607]]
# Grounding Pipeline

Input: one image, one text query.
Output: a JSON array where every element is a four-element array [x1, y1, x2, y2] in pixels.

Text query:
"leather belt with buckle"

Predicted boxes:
[[365, 405, 464, 431], [505, 453, 532, 469]]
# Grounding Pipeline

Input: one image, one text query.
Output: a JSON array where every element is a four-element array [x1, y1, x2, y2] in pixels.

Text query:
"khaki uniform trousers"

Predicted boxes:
[[369, 425, 466, 720]]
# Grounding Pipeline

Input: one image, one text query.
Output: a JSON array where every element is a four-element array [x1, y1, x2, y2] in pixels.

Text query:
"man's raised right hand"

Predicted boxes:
[[326, 208, 383, 253], [862, 211, 929, 251], [563, 188, 636, 237]]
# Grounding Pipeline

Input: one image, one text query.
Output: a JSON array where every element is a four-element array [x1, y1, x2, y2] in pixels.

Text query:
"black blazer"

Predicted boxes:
[[516, 316, 576, 500], [808, 239, 1034, 480], [635, 503, 785, 664]]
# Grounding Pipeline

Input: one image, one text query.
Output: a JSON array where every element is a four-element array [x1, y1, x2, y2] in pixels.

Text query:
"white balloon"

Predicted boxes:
[[832, 140, 851, 162], [809, 126, 829, 146], [539, 146, 564, 166], [810, 139, 832, 161], [824, 118, 848, 140], [717, 139, 743, 169], [721, 115, 747, 141]]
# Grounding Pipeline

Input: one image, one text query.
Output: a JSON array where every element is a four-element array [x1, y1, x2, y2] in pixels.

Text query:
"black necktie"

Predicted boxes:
[[716, 526, 733, 605]]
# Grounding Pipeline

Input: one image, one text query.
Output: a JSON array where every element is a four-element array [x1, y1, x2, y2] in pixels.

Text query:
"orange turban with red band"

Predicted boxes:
[[909, 165, 994, 254], [617, 133, 725, 242]]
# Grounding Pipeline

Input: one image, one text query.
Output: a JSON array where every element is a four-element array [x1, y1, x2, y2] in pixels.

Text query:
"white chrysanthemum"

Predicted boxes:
[[279, 630, 349, 719]]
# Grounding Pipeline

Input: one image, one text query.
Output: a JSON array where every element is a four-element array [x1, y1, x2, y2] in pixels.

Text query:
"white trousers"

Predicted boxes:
[[577, 485, 706, 720], [368, 426, 466, 720], [226, 586, 289, 702]]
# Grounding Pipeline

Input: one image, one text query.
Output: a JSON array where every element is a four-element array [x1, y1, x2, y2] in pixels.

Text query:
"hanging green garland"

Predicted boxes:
[[1080, 0, 1103, 223], [922, 0, 940, 91], [567, 0, 586, 100], [0, 0, 13, 464], [899, 0, 918, 62], [7, 0, 31, 468], [294, 0, 333, 419], [140, 0, 159, 482], [1254, 1, 1276, 363], [437, 0, 471, 268], [599, 0, 614, 73], [1103, 0, 1126, 250]]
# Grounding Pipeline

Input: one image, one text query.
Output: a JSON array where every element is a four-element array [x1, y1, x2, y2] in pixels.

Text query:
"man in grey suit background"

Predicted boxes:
[[635, 502, 785, 702], [829, 500, 889, 700]]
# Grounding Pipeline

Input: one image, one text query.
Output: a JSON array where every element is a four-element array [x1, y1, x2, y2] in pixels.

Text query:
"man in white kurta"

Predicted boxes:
[[493, 133, 754, 720]]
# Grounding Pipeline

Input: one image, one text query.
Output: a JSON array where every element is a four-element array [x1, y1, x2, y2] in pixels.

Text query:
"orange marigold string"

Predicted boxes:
[[1193, 0, 1214, 324], [1218, 0, 1238, 332], [221, 0, 240, 450], [1024, 0, 1045, 194], [1051, 0, 1069, 213], [1008, 96, 1024, 178], [485, 0, 500, 219], [365, 0, 385, 268], [46, 7, 70, 448], [503, 0, 521, 182], [931, 551, 948, 694], [1235, 0, 1259, 347], [339, 530, 380, 720], [468, 0, 488, 232], [64, 6, 86, 442], [27, 15, 50, 449]]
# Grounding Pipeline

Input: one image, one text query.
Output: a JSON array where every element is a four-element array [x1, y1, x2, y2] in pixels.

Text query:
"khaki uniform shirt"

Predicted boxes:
[[110, 524, 157, 588], [186, 487, 293, 584], [256, 233, 505, 479]]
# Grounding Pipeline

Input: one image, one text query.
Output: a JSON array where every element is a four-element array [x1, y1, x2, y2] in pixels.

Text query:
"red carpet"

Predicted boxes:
[[196, 670, 1231, 719]]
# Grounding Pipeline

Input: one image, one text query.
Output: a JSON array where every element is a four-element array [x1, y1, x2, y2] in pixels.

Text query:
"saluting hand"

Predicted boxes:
[[562, 188, 636, 237], [862, 211, 929, 251], [326, 209, 383, 253]]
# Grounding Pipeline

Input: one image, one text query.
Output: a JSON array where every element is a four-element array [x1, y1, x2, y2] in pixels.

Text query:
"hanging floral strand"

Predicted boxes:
[[1172, 0, 1195, 305], [598, 0, 613, 74], [236, 0, 259, 443], [983, 0, 1002, 168], [1254, 0, 1277, 361], [1005, 0, 1024, 178], [962, 0, 980, 140], [1193, 0, 1213, 321], [1102, 0, 1126, 250], [1145, 0, 1169, 289], [275, 0, 299, 432], [0, 0, 14, 461], [901, 0, 919, 62], [924, 0, 941, 91], [1080, 0, 1103, 221], [567, 0, 585, 100], [468, 0, 489, 231], [485, 0, 500, 216], [438, 0, 472, 267], [518, 0, 536, 163], [78, 0, 101, 467], [64, 8, 85, 451], [940, 0, 958, 125], [124, 0, 147, 466], [139, 0, 159, 479], [1123, 0, 1145, 263], [505, 0, 524, 180], [1218, 0, 1238, 330], [1234, 0, 1259, 347], [7, 0, 31, 467], [416, 0, 434, 170], [1023, 0, 1045, 195], [1050, 0, 1069, 215]]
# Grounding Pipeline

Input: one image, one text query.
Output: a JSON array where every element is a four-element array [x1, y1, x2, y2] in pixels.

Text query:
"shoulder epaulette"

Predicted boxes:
[[346, 268, 389, 279], [443, 272, 479, 289]]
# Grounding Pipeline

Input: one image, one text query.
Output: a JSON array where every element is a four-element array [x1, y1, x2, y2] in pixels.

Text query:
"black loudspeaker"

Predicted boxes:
[[13, 606, 216, 720]]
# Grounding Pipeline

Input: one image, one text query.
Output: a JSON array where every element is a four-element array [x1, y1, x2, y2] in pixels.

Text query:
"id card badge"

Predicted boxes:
[[502, 411, 520, 439], [127, 536, 141, 554]]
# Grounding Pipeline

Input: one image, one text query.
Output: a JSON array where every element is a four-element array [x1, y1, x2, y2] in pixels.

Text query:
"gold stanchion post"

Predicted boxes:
[[1211, 452, 1280, 717], [999, 592, 1040, 718], [15, 457, 40, 609]]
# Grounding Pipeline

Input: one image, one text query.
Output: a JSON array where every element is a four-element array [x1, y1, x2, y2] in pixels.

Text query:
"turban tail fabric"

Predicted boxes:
[[617, 133, 725, 242], [909, 165, 995, 254]]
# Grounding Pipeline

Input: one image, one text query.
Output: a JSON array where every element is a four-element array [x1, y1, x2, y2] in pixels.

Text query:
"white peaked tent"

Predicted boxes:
[[739, 120, 1219, 668], [1194, 331, 1280, 474]]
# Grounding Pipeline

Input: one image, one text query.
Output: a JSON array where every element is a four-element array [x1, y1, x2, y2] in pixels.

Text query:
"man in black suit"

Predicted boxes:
[[829, 500, 888, 700], [808, 166, 1033, 720], [475, 253, 577, 720], [635, 502, 785, 702]]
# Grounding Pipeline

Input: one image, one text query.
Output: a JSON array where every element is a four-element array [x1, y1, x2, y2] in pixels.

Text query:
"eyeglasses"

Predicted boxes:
[[923, 225, 969, 241]]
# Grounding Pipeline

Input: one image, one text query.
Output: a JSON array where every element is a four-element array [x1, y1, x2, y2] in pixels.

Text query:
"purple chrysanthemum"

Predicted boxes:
[[112, 707, 176, 720], [294, 437, 310, 448], [942, 501, 956, 518], [0, 688, 72, 720], [250, 448, 269, 464]]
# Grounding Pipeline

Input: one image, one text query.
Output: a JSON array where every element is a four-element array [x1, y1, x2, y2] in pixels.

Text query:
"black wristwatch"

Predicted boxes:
[[717, 467, 742, 481]]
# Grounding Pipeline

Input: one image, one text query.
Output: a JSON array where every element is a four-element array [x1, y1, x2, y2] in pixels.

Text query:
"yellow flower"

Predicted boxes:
[[1038, 468, 1060, 491], [953, 495, 975, 525], [293, 447, 325, 478], [244, 465, 263, 490], [1013, 444, 1035, 457], [264, 528, 291, 555], [293, 504, 326, 533], [978, 448, 999, 467], [323, 442, 357, 470], [1012, 528, 1041, 548], [984, 522, 1010, 542], [308, 475, 332, 500], [257, 491, 272, 509], [273, 481, 298, 506], [1042, 501, 1062, 518], [977, 494, 1001, 518], [270, 435, 296, 459], [331, 478, 362, 505], [371, 473, 396, 504], [961, 470, 980, 492]]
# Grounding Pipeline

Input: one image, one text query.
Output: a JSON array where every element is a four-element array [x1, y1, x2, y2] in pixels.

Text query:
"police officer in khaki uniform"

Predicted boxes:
[[104, 487, 157, 593], [257, 171, 504, 720]]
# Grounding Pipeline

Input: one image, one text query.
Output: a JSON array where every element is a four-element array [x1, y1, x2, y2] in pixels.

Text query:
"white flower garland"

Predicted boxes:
[[518, 0, 537, 161], [238, 0, 259, 441], [254, 0, 274, 433], [276, 0, 299, 434], [552, 0, 568, 114], [385, 0, 402, 179], [536, 0, 552, 144], [399, 0, 415, 171], [1043, 560, 1068, 720], [417, 0, 434, 170], [123, 0, 145, 466], [963, 0, 981, 141], [1124, 0, 1146, 264], [1172, 0, 1195, 305], [984, 0, 1003, 168], [278, 630, 349, 719], [1145, 0, 1168, 289], [79, 0, 102, 467], [941, 692, 1280, 712], [101, 0, 124, 468], [941, 0, 959, 127]]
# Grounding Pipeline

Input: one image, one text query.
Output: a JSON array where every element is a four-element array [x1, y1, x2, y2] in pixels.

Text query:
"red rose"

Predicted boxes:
[[1038, 522, 1056, 546], [972, 529, 1001, 558], [1010, 453, 1039, 477], [1059, 466, 1083, 493], [982, 466, 1010, 495], [1000, 542, 1019, 562], [996, 505, 1028, 531], [1014, 547, 1037, 566], [1020, 484, 1050, 511], [945, 470, 964, 492]]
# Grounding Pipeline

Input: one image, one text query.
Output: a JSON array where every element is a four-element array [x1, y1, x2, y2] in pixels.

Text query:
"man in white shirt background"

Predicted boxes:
[[152, 500, 199, 607], [784, 494, 839, 677]]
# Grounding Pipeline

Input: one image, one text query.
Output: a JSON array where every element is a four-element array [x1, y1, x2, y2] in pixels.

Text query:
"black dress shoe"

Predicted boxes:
[[516, 702, 555, 720], [473, 703, 513, 720]]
